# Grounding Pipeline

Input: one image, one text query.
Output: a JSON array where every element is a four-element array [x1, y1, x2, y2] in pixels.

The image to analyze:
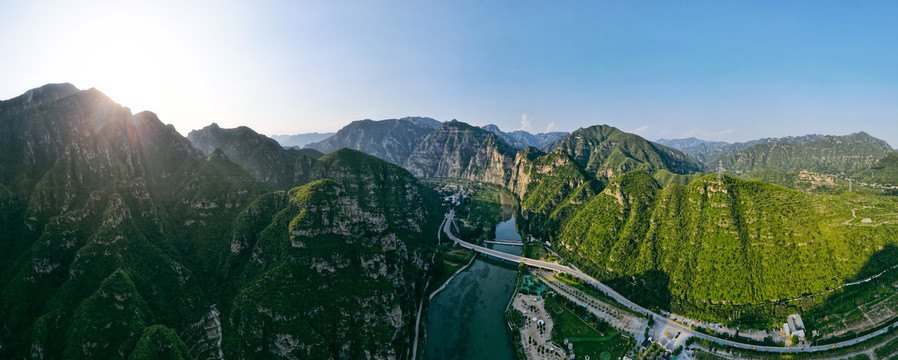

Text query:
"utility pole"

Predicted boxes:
[[717, 163, 724, 181]]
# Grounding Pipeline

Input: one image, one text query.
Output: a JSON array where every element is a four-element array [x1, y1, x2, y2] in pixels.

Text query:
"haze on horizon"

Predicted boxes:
[[2, 1, 897, 147]]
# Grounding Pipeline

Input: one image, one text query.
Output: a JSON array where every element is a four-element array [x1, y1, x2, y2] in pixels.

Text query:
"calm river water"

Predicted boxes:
[[422, 207, 522, 360]]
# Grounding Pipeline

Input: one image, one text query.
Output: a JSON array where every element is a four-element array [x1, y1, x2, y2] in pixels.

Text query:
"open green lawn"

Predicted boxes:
[[546, 295, 633, 360]]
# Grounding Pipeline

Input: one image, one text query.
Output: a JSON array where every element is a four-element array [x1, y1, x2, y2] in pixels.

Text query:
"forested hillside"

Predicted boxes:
[[553, 171, 898, 324], [713, 132, 893, 175], [548, 125, 703, 180], [0, 84, 442, 360]]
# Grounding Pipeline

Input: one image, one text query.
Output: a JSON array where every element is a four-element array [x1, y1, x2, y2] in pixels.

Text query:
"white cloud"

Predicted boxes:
[[632, 125, 650, 135], [546, 122, 557, 132], [519, 114, 532, 131]]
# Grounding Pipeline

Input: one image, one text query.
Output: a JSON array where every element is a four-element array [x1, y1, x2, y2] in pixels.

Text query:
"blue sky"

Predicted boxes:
[[2, 1, 897, 146]]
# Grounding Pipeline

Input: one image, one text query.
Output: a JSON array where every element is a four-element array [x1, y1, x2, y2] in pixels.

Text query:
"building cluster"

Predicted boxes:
[[783, 314, 806, 339]]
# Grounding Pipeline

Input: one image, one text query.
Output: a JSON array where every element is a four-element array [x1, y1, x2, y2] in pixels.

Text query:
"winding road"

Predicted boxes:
[[442, 210, 898, 354]]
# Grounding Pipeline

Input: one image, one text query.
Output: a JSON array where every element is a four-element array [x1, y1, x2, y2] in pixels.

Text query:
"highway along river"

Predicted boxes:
[[422, 204, 522, 360]]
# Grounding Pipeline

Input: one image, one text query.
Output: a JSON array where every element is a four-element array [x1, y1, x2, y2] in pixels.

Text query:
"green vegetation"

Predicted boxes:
[[653, 169, 705, 186], [555, 170, 898, 326], [740, 169, 848, 195], [545, 293, 632, 360], [548, 124, 703, 180], [875, 336, 898, 359], [852, 152, 898, 187], [430, 246, 475, 294], [0, 86, 443, 359], [129, 325, 193, 360], [714, 132, 893, 175]]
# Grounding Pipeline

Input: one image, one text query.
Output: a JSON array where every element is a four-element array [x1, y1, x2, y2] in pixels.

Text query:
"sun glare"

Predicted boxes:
[[64, 15, 186, 115]]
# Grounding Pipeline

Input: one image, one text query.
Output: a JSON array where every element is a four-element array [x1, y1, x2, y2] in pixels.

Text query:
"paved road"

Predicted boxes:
[[442, 210, 898, 354]]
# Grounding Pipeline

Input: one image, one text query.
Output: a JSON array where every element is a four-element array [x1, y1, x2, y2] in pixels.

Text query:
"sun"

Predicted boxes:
[[64, 15, 186, 114]]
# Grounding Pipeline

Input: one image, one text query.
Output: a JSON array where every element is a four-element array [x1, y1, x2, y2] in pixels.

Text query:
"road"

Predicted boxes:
[[442, 210, 898, 354]]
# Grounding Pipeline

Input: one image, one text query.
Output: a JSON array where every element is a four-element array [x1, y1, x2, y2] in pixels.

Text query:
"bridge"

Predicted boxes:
[[441, 210, 898, 354], [481, 240, 524, 246]]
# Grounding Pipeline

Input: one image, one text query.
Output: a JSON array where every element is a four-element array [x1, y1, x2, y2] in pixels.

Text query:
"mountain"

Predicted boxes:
[[507, 147, 599, 235], [0, 84, 441, 360], [739, 169, 846, 194], [403, 120, 517, 186], [554, 171, 898, 324], [547, 125, 703, 180], [713, 132, 893, 175], [655, 137, 731, 163], [851, 152, 898, 187], [0, 84, 212, 358], [224, 149, 440, 359], [481, 124, 568, 150], [270, 132, 334, 148], [188, 123, 321, 190], [658, 134, 826, 165], [305, 117, 440, 165]]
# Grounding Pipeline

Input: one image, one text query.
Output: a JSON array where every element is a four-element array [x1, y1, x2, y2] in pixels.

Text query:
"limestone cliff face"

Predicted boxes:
[[506, 148, 599, 235], [403, 120, 516, 186], [226, 171, 438, 359], [305, 117, 439, 165]]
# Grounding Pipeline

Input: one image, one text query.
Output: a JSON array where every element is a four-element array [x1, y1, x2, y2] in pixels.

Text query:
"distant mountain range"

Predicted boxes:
[[658, 133, 894, 176], [657, 134, 826, 164], [270, 132, 334, 148], [480, 124, 568, 150]]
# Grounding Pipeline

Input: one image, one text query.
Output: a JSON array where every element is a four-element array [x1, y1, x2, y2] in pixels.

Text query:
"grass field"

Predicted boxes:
[[546, 294, 633, 360]]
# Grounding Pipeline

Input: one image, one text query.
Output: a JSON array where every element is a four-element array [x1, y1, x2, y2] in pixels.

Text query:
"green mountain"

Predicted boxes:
[[480, 124, 568, 150], [507, 148, 599, 234], [188, 123, 321, 190], [851, 152, 898, 187], [658, 134, 825, 165], [403, 120, 518, 185], [305, 117, 440, 165], [221, 150, 440, 358], [739, 169, 846, 194], [0, 84, 209, 358], [548, 125, 703, 180], [553, 171, 898, 324], [0, 84, 441, 359], [713, 132, 893, 175]]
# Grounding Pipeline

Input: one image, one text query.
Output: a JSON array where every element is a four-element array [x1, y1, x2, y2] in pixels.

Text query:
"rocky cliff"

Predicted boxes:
[[403, 120, 517, 186], [305, 117, 439, 165]]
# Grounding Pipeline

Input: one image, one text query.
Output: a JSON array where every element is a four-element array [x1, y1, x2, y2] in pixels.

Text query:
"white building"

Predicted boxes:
[[786, 314, 806, 338]]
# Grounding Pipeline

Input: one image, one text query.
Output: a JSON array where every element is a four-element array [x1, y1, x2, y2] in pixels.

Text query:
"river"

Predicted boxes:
[[422, 205, 522, 360]]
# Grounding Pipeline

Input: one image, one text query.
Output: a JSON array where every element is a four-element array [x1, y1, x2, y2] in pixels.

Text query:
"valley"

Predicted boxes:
[[2, 83, 898, 360]]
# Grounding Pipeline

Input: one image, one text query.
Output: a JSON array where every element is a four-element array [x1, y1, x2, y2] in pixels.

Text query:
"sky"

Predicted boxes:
[[2, 1, 897, 147]]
